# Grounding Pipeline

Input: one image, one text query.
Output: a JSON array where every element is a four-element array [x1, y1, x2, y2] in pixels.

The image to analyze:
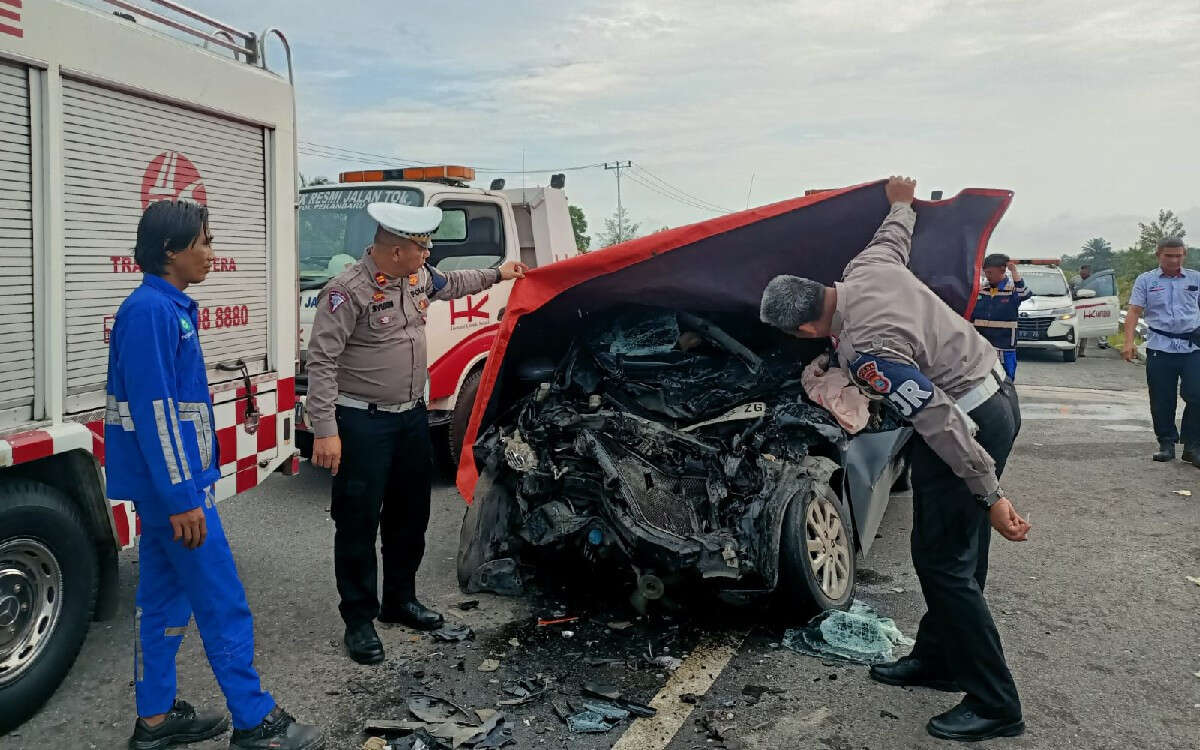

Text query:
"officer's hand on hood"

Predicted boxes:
[[989, 497, 1031, 542], [499, 260, 528, 281]]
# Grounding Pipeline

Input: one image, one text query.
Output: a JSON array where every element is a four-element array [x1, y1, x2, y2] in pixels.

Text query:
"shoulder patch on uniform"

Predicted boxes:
[[328, 290, 347, 313], [849, 353, 934, 419]]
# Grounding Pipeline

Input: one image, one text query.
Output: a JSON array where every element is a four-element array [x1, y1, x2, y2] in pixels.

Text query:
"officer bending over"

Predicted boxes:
[[760, 176, 1032, 743]]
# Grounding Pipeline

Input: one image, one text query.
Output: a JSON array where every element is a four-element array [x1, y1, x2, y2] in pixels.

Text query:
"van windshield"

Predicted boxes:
[[1020, 271, 1070, 297], [298, 188, 423, 287]]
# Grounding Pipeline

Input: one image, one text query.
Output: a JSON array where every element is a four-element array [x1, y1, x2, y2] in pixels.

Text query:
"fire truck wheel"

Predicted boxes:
[[0, 481, 98, 734], [778, 480, 856, 618], [448, 369, 484, 471]]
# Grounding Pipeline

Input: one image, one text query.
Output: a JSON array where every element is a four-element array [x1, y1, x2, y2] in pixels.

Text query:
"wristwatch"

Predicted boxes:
[[978, 487, 1005, 509]]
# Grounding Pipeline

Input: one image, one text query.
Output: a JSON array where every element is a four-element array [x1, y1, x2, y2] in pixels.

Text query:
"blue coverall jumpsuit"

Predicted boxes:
[[972, 277, 1031, 381], [104, 274, 274, 729]]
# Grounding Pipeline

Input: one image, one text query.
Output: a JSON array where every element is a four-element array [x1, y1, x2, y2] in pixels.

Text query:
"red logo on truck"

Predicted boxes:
[[450, 295, 490, 325], [141, 151, 208, 209]]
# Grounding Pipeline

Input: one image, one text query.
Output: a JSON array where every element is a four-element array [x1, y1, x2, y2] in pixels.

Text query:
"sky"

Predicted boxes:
[[91, 0, 1199, 254]]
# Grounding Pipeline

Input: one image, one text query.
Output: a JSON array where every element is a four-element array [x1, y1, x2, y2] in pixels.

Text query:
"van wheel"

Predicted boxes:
[[778, 481, 855, 619], [448, 369, 484, 472], [1063, 345, 1078, 363], [0, 482, 98, 734]]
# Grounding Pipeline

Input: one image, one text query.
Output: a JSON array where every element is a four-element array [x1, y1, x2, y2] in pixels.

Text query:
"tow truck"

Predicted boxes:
[[294, 167, 580, 465]]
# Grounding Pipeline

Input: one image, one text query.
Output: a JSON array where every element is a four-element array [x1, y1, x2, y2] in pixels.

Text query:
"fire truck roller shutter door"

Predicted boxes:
[[0, 60, 35, 429]]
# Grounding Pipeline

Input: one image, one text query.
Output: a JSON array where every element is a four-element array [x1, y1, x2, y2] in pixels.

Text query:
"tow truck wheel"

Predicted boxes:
[[448, 369, 484, 472], [778, 482, 855, 617], [0, 481, 98, 734]]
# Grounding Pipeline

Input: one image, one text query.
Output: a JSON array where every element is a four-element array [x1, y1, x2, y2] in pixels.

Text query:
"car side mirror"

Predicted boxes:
[[1075, 288, 1096, 299]]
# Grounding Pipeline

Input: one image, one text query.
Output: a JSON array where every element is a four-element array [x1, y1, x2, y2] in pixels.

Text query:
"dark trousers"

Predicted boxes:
[[331, 404, 433, 627], [1145, 349, 1200, 446], [909, 382, 1022, 719]]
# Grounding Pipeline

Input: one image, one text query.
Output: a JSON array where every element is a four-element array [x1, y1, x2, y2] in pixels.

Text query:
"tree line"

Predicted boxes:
[[1059, 210, 1198, 302]]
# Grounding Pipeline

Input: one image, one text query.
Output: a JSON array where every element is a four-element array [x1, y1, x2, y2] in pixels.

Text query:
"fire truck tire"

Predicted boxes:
[[448, 369, 484, 471], [778, 481, 856, 618], [0, 481, 98, 734]]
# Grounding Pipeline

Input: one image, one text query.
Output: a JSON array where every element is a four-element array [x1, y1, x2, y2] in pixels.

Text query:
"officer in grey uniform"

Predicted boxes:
[[760, 177, 1032, 743], [306, 203, 527, 665]]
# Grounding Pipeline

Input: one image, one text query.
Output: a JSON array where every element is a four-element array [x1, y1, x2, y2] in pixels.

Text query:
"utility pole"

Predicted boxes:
[[604, 161, 632, 242]]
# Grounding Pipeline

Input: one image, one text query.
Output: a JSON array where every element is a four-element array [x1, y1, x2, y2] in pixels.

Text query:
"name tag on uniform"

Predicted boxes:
[[849, 353, 934, 418], [371, 300, 394, 312]]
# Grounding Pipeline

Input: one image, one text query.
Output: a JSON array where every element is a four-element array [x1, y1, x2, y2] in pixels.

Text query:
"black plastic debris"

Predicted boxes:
[[455, 600, 481, 611], [431, 623, 475, 643]]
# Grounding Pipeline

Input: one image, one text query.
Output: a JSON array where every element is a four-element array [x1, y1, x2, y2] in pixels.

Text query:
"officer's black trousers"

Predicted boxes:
[[330, 404, 433, 627], [1145, 349, 1200, 446], [909, 382, 1022, 719]]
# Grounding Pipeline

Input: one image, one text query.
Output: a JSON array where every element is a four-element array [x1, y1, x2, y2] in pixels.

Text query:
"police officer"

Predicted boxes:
[[107, 200, 322, 750], [760, 177, 1032, 743], [1122, 236, 1200, 466], [972, 254, 1031, 381], [306, 203, 527, 665]]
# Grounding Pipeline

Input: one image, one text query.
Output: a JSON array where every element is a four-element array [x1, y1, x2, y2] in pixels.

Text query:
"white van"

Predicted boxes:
[[1012, 261, 1119, 362]]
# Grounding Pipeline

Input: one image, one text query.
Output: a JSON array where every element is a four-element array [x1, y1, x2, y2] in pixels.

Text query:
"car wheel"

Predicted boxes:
[[778, 481, 856, 617], [449, 369, 484, 471], [1063, 345, 1078, 363], [0, 481, 98, 734]]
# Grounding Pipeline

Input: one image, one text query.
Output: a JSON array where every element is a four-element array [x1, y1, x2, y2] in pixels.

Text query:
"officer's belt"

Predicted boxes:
[[972, 319, 1018, 329], [956, 361, 1007, 415], [336, 394, 422, 414]]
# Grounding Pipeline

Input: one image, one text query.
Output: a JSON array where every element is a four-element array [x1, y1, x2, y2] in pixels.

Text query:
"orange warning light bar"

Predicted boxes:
[[338, 166, 476, 184], [1012, 258, 1060, 266]]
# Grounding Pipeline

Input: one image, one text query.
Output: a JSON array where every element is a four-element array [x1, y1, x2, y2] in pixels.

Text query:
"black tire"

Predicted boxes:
[[1063, 346, 1078, 363], [778, 481, 856, 618], [295, 429, 314, 460], [0, 481, 98, 735], [448, 369, 484, 472]]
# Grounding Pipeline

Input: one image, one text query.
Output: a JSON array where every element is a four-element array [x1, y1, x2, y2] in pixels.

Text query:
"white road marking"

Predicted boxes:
[[611, 629, 749, 750], [1020, 403, 1152, 421]]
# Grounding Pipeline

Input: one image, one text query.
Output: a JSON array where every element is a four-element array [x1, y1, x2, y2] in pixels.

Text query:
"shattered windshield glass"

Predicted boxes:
[[466, 306, 907, 604]]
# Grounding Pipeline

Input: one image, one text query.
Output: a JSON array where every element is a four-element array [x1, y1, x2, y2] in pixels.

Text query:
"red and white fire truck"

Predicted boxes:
[[0, 0, 299, 731], [294, 168, 579, 465]]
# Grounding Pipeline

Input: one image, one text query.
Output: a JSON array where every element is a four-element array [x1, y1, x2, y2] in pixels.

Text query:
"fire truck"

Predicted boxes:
[[0, 0, 299, 732], [293, 168, 579, 465]]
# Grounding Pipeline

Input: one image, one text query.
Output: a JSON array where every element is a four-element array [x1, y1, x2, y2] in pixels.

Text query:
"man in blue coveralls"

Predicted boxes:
[[106, 200, 323, 750], [971, 254, 1031, 382]]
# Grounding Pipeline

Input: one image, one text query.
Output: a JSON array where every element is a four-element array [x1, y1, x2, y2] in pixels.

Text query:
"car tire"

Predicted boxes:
[[448, 369, 484, 472], [1063, 346, 1078, 363], [778, 481, 856, 618], [0, 481, 98, 734]]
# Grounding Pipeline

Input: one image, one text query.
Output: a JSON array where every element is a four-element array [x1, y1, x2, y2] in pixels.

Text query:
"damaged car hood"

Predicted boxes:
[[457, 180, 1013, 501]]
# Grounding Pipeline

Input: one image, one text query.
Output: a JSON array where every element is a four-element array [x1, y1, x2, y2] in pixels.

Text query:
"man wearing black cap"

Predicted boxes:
[[760, 176, 1031, 742], [306, 203, 527, 664]]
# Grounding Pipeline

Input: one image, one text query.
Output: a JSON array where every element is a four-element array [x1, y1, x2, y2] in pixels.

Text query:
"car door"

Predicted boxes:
[[1075, 269, 1120, 338]]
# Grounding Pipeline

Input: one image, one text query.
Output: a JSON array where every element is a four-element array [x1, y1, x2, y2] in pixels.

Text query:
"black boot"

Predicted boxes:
[[344, 621, 385, 664], [229, 706, 324, 750], [129, 699, 229, 750], [926, 701, 1025, 742], [1183, 445, 1199, 467], [1153, 441, 1176, 462], [869, 656, 960, 692], [379, 600, 444, 630]]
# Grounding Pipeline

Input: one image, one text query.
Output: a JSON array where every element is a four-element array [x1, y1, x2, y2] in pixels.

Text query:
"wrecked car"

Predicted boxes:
[[455, 181, 1013, 613]]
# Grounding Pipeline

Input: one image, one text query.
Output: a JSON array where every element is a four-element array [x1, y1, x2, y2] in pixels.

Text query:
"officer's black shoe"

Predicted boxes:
[[926, 702, 1025, 742], [129, 699, 229, 750], [229, 706, 324, 750], [1153, 441, 1176, 462], [869, 657, 960, 692], [378, 600, 444, 630], [1183, 445, 1199, 467], [343, 622, 385, 665]]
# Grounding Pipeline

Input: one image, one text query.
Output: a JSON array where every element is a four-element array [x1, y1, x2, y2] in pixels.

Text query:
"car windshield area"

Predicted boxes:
[[1019, 270, 1070, 297], [298, 187, 423, 287]]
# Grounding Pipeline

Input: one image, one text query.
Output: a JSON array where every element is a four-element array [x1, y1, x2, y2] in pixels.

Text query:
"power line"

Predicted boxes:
[[630, 165, 733, 213], [603, 161, 633, 243], [623, 170, 727, 214], [299, 140, 605, 175]]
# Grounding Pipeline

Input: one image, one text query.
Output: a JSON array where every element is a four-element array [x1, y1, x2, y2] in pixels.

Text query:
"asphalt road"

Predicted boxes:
[[7, 346, 1200, 750]]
